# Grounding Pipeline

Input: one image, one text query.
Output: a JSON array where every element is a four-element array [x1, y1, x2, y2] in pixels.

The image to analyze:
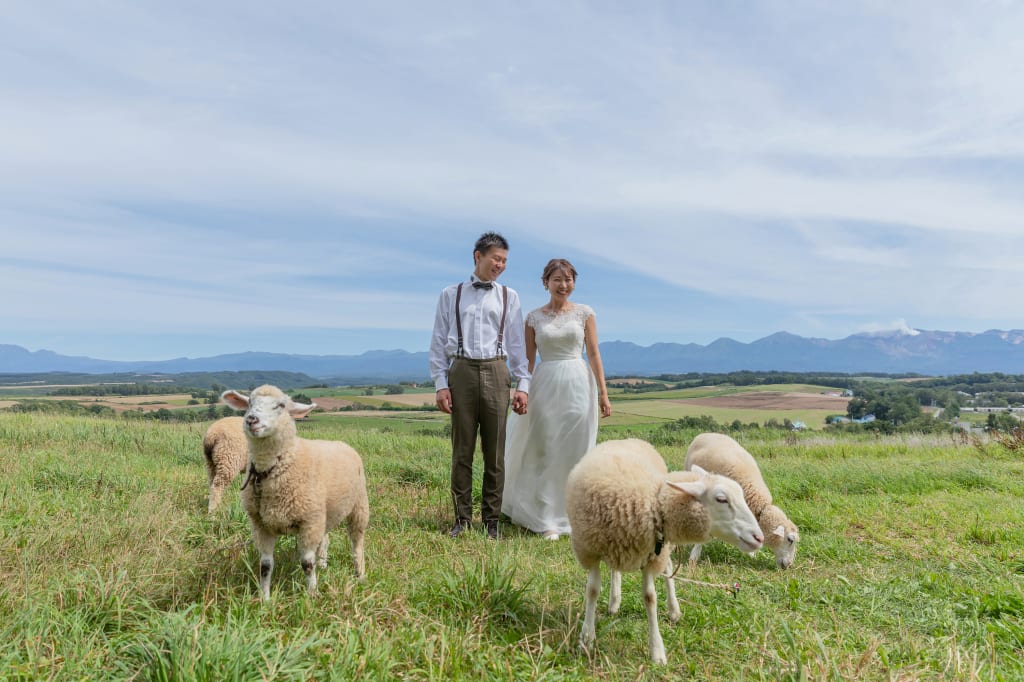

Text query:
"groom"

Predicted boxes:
[[429, 232, 530, 539]]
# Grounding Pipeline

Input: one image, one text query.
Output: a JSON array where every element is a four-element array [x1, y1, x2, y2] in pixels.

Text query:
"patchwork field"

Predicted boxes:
[[680, 390, 849, 411], [605, 385, 849, 429], [0, 381, 852, 429]]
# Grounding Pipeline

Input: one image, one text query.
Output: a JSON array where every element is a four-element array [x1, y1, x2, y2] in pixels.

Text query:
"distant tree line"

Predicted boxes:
[[121, 406, 238, 422], [7, 400, 239, 422], [7, 400, 117, 417], [49, 384, 190, 397], [3, 370, 323, 391], [609, 414, 798, 447], [839, 373, 1024, 434]]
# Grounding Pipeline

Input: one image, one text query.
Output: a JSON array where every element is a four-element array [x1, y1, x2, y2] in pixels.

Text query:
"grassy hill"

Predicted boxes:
[[1, 411, 1022, 679]]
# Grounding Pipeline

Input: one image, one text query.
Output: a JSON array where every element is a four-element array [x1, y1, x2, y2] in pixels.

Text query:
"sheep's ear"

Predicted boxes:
[[666, 478, 706, 497], [289, 402, 316, 419], [221, 390, 250, 410], [688, 463, 709, 477], [773, 525, 786, 539]]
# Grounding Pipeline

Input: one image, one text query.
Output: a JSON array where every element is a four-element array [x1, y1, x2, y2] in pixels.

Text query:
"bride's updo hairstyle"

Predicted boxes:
[[542, 258, 578, 288]]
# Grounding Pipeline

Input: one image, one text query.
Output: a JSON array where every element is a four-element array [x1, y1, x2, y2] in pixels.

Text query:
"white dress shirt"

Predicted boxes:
[[429, 275, 531, 393]]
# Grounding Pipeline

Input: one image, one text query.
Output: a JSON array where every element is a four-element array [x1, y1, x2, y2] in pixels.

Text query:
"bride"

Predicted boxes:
[[502, 258, 612, 540]]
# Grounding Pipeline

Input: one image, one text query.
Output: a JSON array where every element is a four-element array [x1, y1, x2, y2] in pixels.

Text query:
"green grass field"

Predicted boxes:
[[2, 410, 1023, 680]]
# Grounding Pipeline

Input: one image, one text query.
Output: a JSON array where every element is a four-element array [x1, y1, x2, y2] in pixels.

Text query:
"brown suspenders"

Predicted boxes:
[[454, 282, 508, 358]]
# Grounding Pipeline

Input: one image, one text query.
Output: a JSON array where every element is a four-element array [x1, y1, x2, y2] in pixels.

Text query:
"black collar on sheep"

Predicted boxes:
[[652, 503, 665, 558], [241, 462, 277, 491]]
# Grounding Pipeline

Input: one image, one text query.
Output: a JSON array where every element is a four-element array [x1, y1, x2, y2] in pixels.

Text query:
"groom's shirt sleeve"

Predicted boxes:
[[429, 287, 453, 392]]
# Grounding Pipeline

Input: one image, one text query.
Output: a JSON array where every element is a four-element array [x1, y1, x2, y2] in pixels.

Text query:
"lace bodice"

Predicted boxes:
[[526, 304, 594, 362]]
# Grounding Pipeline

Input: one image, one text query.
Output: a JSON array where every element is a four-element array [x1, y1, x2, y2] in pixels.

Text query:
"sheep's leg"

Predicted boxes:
[[252, 526, 277, 601], [579, 565, 602, 650], [316, 533, 329, 569], [608, 569, 622, 615], [297, 526, 324, 597], [348, 502, 368, 579], [207, 482, 223, 513], [688, 543, 703, 564], [642, 568, 667, 664], [208, 452, 242, 513], [662, 558, 681, 624], [348, 529, 365, 580], [207, 466, 234, 513]]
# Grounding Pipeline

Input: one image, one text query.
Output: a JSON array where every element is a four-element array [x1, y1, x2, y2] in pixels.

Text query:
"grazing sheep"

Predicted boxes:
[[202, 416, 248, 513], [684, 432, 800, 569], [566, 438, 763, 664], [221, 385, 368, 600]]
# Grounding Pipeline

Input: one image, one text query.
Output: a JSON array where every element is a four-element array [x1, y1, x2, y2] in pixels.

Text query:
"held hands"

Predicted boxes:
[[511, 390, 529, 415]]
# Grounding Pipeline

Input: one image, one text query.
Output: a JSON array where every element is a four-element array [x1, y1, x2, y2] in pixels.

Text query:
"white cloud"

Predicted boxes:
[[3, 1, 1024, 357]]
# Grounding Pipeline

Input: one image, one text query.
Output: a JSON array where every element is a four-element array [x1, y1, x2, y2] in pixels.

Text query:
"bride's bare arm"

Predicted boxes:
[[525, 322, 537, 374], [584, 314, 612, 418]]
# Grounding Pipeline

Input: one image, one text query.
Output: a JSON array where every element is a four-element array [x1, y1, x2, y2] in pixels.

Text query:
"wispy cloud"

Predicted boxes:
[[3, 1, 1024, 359]]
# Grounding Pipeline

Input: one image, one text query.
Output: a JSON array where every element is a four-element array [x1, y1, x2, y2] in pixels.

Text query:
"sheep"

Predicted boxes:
[[683, 432, 800, 569], [565, 438, 764, 664], [221, 384, 368, 600], [202, 416, 248, 513]]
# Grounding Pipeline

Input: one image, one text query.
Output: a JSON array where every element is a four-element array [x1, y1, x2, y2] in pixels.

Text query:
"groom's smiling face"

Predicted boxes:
[[474, 247, 508, 282]]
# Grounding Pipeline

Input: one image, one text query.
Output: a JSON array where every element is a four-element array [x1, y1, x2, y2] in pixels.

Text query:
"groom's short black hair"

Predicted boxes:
[[474, 231, 509, 254]]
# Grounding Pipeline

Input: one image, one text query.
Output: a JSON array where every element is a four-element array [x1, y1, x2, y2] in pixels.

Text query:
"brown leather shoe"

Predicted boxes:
[[485, 520, 500, 540], [449, 519, 471, 538]]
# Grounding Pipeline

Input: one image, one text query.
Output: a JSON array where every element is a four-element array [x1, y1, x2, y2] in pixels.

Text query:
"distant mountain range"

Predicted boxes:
[[3, 328, 1024, 381]]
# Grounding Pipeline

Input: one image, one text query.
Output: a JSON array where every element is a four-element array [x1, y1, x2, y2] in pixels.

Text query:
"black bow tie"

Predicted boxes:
[[473, 281, 494, 290]]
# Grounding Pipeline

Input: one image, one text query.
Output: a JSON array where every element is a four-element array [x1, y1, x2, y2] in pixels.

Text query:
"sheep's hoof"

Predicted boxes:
[[651, 652, 667, 665], [668, 610, 682, 624]]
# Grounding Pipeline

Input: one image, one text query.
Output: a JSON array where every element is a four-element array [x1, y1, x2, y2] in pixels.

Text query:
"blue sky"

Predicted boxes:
[[3, 2, 1024, 361]]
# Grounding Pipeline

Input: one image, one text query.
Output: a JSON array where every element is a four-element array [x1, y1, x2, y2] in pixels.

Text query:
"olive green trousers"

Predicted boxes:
[[448, 357, 511, 524]]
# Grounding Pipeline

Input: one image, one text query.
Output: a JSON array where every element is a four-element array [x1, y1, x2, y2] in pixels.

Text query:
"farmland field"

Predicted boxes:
[[604, 384, 848, 429], [1, 381, 850, 428], [2, 395, 1023, 680]]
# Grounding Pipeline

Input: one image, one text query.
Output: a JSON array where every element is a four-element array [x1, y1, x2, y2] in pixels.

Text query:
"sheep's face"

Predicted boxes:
[[667, 466, 764, 553], [768, 521, 800, 569], [221, 385, 316, 439]]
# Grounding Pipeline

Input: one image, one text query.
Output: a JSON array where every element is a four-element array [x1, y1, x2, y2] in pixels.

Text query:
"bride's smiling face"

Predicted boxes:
[[545, 270, 575, 300]]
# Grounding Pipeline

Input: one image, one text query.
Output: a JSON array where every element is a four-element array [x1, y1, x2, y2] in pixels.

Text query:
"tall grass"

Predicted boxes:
[[1, 412, 1022, 680]]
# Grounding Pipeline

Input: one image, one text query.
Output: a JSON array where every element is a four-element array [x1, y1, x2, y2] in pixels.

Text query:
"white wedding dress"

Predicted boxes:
[[502, 304, 599, 535]]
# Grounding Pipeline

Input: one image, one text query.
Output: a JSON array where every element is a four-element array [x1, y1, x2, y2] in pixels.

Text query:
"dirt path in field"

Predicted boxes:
[[675, 391, 850, 411]]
